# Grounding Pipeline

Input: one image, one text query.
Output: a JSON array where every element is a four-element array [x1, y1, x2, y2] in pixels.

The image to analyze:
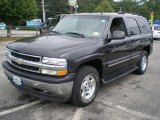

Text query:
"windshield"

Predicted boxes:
[[52, 15, 108, 38], [154, 26, 160, 31]]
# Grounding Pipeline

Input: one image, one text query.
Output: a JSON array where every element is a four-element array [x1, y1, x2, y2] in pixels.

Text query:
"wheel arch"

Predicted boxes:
[[74, 54, 104, 79], [143, 45, 151, 56]]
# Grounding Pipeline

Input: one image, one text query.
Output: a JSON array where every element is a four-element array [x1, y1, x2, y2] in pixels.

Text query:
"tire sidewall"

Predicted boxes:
[[71, 66, 100, 107]]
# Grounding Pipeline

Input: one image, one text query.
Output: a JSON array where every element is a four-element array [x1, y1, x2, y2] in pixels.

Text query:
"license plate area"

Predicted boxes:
[[12, 75, 23, 86]]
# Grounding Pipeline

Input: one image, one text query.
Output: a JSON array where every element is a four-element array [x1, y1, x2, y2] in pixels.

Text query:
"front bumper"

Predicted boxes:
[[2, 61, 75, 102]]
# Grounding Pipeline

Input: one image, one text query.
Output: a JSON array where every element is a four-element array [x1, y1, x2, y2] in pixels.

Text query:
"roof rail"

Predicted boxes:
[[125, 13, 142, 16]]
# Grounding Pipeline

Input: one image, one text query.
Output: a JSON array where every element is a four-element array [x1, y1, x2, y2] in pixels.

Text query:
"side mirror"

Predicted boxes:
[[112, 31, 125, 39]]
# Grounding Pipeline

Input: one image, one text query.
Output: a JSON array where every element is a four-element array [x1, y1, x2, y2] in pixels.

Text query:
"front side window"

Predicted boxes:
[[126, 17, 140, 35], [53, 15, 108, 38], [110, 18, 127, 37]]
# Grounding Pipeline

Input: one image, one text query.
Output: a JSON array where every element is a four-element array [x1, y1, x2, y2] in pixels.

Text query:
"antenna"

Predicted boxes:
[[118, 7, 124, 14]]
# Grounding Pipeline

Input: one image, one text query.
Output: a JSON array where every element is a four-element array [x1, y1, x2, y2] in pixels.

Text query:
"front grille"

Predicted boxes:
[[7, 49, 63, 74], [11, 51, 41, 62], [11, 61, 40, 72], [7, 49, 42, 73]]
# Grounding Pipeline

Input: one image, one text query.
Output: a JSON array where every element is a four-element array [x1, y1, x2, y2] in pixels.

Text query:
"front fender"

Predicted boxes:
[[68, 53, 103, 73]]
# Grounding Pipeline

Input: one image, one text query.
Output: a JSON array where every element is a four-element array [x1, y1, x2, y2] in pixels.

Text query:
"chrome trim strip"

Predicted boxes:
[[107, 52, 141, 67], [108, 55, 140, 67]]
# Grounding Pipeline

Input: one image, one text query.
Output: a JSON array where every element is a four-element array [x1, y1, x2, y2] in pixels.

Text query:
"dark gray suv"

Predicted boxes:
[[3, 13, 153, 107]]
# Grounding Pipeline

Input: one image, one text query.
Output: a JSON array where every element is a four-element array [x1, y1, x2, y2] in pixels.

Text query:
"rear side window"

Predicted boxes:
[[137, 17, 151, 33], [126, 17, 140, 35]]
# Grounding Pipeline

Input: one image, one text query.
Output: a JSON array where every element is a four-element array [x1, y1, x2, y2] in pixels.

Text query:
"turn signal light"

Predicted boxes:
[[56, 70, 68, 76]]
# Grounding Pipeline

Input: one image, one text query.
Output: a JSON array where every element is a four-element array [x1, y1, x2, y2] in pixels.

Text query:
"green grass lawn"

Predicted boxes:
[[0, 37, 25, 42]]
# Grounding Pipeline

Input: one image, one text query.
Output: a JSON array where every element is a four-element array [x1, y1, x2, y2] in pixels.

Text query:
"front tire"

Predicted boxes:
[[71, 65, 100, 107], [135, 51, 148, 75]]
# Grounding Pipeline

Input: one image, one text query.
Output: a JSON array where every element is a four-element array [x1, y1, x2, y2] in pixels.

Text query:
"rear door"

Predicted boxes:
[[124, 17, 143, 65], [125, 17, 152, 65]]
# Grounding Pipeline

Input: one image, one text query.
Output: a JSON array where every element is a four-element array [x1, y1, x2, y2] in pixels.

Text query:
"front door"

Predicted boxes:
[[103, 17, 132, 77]]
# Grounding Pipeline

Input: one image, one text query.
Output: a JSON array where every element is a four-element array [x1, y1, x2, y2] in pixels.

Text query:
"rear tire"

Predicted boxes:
[[71, 65, 100, 107], [135, 51, 148, 75]]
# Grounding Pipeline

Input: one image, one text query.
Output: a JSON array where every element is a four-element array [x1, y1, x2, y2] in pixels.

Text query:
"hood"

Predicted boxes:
[[7, 35, 98, 58]]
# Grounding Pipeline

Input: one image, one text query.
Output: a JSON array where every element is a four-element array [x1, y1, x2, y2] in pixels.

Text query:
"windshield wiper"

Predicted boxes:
[[50, 31, 62, 35], [65, 32, 86, 38]]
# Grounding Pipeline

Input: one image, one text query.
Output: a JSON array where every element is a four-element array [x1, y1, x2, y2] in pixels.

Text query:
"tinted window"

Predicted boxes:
[[137, 17, 151, 33], [126, 17, 140, 35]]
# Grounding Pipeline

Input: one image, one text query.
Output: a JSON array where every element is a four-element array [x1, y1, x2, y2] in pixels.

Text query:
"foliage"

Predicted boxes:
[[78, 0, 102, 12], [36, 0, 69, 18], [112, 0, 160, 20], [144, 0, 160, 20], [0, 0, 38, 26], [95, 0, 114, 12], [35, 0, 160, 20], [46, 0, 69, 16]]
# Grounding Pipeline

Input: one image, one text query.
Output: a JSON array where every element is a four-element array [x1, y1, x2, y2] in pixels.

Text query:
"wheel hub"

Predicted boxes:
[[141, 55, 147, 71], [80, 74, 96, 101]]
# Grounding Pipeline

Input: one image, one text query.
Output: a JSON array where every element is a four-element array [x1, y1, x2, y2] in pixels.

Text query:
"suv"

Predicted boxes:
[[3, 13, 153, 107], [152, 24, 160, 40]]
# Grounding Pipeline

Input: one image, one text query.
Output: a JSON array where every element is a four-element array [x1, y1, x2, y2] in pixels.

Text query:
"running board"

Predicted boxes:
[[102, 66, 138, 84]]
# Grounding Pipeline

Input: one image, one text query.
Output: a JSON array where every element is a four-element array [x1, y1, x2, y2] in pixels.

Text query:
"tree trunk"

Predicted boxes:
[[7, 25, 11, 37]]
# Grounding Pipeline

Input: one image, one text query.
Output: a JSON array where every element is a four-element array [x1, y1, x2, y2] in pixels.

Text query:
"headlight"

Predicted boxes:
[[42, 57, 67, 66], [41, 57, 68, 76], [6, 48, 11, 56], [5, 48, 11, 62]]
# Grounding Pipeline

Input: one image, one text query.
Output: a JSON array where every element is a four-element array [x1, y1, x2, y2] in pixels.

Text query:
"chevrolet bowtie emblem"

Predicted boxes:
[[15, 59, 23, 65]]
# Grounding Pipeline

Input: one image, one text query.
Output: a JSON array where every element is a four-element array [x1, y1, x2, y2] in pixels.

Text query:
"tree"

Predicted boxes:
[[78, 0, 102, 13], [135, 4, 150, 20], [112, 0, 140, 13], [95, 0, 114, 12], [0, 0, 38, 37], [36, 0, 69, 19], [144, 0, 160, 20], [112, 0, 160, 20]]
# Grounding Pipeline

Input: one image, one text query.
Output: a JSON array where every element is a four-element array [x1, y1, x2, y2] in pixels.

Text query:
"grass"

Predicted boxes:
[[0, 37, 25, 42]]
